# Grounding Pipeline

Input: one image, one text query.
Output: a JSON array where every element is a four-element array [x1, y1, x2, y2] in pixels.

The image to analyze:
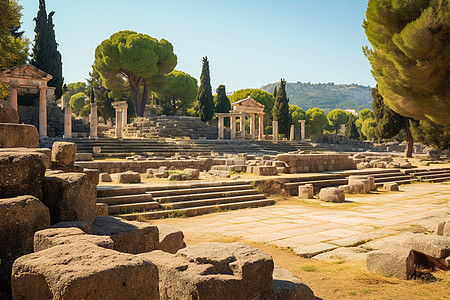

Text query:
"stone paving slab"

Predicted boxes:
[[151, 182, 450, 258]]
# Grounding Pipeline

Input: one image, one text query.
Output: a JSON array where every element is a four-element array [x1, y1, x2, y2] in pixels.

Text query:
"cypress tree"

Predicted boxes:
[[272, 85, 277, 99], [196, 56, 214, 123], [346, 115, 359, 140], [272, 78, 291, 136], [214, 84, 231, 126], [372, 86, 413, 157], [31, 0, 64, 99]]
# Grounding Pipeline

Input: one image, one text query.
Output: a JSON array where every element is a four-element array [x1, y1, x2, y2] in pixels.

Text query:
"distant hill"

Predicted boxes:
[[260, 82, 373, 113]]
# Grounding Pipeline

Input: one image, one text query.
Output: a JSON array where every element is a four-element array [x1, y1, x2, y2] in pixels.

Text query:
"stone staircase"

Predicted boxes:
[[97, 181, 275, 220], [404, 167, 450, 183]]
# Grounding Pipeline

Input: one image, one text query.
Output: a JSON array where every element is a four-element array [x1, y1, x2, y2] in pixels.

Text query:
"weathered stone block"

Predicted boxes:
[[349, 179, 370, 194], [0, 124, 39, 148], [383, 182, 399, 191], [254, 166, 278, 176], [154, 170, 169, 178], [157, 224, 186, 254], [118, 171, 141, 183], [0, 99, 18, 123], [93, 217, 159, 254], [298, 185, 314, 199], [184, 168, 200, 179], [403, 233, 450, 260], [51, 221, 89, 232], [143, 242, 274, 300], [168, 173, 183, 181], [259, 266, 315, 300], [34, 227, 113, 252], [100, 172, 112, 182], [96, 202, 109, 217], [83, 168, 100, 185], [366, 246, 415, 279], [11, 242, 159, 299], [75, 152, 93, 161], [43, 172, 96, 230], [0, 196, 50, 292], [319, 187, 345, 203], [51, 142, 77, 166], [0, 152, 46, 199], [436, 221, 450, 237]]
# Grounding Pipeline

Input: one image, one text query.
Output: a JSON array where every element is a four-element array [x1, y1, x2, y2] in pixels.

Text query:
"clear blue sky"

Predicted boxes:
[[19, 0, 375, 93]]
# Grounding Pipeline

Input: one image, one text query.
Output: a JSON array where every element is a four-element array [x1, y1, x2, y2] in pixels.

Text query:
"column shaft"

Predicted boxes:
[[272, 121, 278, 144], [258, 114, 264, 140], [9, 87, 18, 110], [230, 116, 236, 140], [290, 125, 295, 141], [39, 87, 47, 137], [250, 114, 255, 140], [240, 115, 246, 139], [90, 103, 98, 138], [115, 108, 123, 139], [218, 116, 224, 140], [64, 104, 72, 139]]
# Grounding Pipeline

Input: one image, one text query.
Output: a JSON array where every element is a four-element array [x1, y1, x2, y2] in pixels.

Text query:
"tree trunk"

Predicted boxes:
[[126, 72, 147, 117], [404, 118, 413, 158]]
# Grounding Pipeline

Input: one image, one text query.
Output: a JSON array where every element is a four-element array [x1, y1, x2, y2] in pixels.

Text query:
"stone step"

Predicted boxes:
[[148, 184, 253, 198], [415, 172, 450, 180], [118, 199, 276, 220], [286, 174, 345, 183], [160, 194, 267, 209], [421, 176, 450, 183], [375, 178, 418, 187], [409, 170, 450, 176], [154, 189, 258, 203], [374, 175, 414, 183], [97, 193, 153, 205], [98, 186, 153, 197], [285, 178, 348, 195], [108, 201, 160, 214]]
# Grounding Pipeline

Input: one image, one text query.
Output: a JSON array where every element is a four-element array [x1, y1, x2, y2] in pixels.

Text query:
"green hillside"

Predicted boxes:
[[260, 82, 373, 113]]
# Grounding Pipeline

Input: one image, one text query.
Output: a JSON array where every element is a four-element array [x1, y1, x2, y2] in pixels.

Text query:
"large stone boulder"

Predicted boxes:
[[83, 168, 100, 185], [348, 179, 370, 194], [0, 99, 19, 123], [259, 266, 315, 300], [0, 195, 50, 293], [403, 233, 450, 263], [142, 242, 274, 300], [157, 224, 186, 254], [0, 152, 46, 199], [184, 168, 200, 179], [298, 185, 314, 199], [43, 172, 96, 231], [0, 124, 39, 148], [366, 245, 415, 279], [383, 182, 399, 191], [34, 227, 113, 252], [118, 171, 141, 183], [319, 187, 345, 203], [93, 217, 159, 254], [51, 141, 76, 167], [11, 242, 159, 300]]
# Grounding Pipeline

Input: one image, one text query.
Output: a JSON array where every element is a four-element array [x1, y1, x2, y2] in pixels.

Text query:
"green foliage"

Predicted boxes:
[[87, 67, 116, 121], [69, 92, 87, 115], [157, 70, 197, 116], [79, 104, 91, 117], [31, 0, 64, 99], [196, 56, 214, 122], [327, 109, 349, 133], [0, 81, 11, 99], [372, 86, 404, 139], [261, 82, 373, 112], [214, 85, 231, 113], [63, 82, 87, 100], [290, 105, 305, 138], [410, 120, 450, 151], [358, 108, 373, 123], [346, 114, 360, 140], [229, 88, 275, 114], [272, 85, 277, 98], [363, 0, 450, 125], [306, 107, 327, 136], [272, 79, 292, 136], [94, 30, 177, 117], [361, 118, 377, 140]]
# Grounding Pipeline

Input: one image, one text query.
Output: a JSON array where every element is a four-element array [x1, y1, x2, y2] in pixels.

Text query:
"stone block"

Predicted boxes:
[[298, 185, 314, 199], [76, 153, 93, 161], [50, 163, 84, 172], [118, 171, 141, 183], [349, 179, 370, 194], [349, 175, 375, 191], [403, 233, 450, 260], [168, 173, 183, 181], [383, 182, 399, 191], [51, 142, 77, 166], [143, 242, 274, 300], [157, 224, 186, 254], [100, 172, 112, 182], [43, 172, 96, 231], [0, 124, 39, 148], [319, 187, 345, 203], [436, 221, 450, 237], [83, 168, 100, 185], [259, 266, 315, 300], [0, 99, 19, 123], [154, 170, 169, 178], [366, 246, 415, 279], [254, 166, 278, 176], [93, 217, 159, 254], [51, 221, 89, 232], [11, 242, 159, 300], [339, 185, 350, 193], [34, 227, 113, 252], [96, 202, 109, 217], [184, 168, 200, 179], [0, 196, 50, 292]]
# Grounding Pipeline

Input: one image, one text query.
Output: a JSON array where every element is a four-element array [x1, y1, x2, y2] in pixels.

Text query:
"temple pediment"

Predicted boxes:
[[2, 64, 52, 82], [232, 97, 265, 114]]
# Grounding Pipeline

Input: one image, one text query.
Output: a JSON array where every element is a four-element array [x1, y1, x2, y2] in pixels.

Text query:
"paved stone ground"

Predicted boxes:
[[151, 182, 450, 257]]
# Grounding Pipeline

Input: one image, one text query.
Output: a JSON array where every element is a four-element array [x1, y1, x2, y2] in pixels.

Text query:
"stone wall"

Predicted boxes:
[[277, 154, 356, 173]]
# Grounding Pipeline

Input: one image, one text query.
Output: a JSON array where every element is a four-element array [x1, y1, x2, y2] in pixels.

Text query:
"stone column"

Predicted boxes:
[[290, 124, 295, 141], [272, 121, 278, 144], [8, 86, 18, 110], [258, 113, 264, 140], [340, 124, 346, 135], [39, 86, 47, 137], [122, 106, 128, 129], [230, 115, 236, 140], [240, 115, 246, 139], [60, 96, 65, 110], [217, 116, 224, 140], [90, 102, 98, 139], [63, 103, 72, 139], [115, 108, 123, 139], [107, 119, 113, 129], [299, 120, 306, 141], [250, 114, 256, 140]]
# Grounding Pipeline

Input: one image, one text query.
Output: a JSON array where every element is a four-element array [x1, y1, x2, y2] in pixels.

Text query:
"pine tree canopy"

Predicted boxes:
[[94, 30, 177, 117], [410, 120, 450, 150], [214, 84, 231, 113], [31, 0, 64, 99], [272, 78, 292, 136], [196, 56, 214, 122], [327, 109, 349, 133], [363, 0, 450, 125], [305, 107, 327, 136], [156, 70, 197, 115]]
